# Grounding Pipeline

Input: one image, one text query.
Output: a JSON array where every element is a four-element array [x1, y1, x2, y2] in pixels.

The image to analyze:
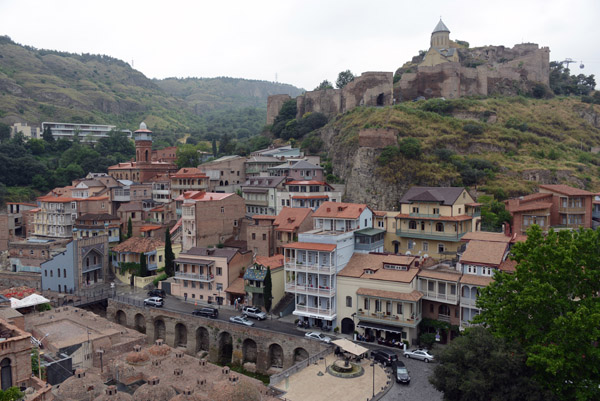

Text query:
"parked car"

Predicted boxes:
[[229, 316, 254, 327], [192, 307, 218, 318], [304, 332, 331, 343], [144, 297, 164, 307], [403, 348, 434, 363], [371, 349, 398, 366], [147, 289, 166, 297], [392, 360, 411, 384], [242, 306, 267, 320]]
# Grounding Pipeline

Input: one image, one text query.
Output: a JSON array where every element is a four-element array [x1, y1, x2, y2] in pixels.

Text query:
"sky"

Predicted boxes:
[[0, 0, 599, 90]]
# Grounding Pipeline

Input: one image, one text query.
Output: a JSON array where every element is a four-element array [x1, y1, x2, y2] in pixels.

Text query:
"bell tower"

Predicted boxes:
[[431, 19, 450, 49], [134, 121, 152, 165]]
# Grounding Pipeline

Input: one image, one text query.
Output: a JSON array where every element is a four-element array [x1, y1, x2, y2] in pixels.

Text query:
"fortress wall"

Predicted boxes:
[[266, 94, 292, 125]]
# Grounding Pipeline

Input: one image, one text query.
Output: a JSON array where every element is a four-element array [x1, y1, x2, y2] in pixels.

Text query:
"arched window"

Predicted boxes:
[[145, 149, 149, 162], [93, 255, 97, 265], [346, 296, 352, 307], [86, 258, 90, 267], [409, 221, 417, 230], [1, 358, 13, 390], [435, 222, 444, 232], [461, 286, 469, 298]]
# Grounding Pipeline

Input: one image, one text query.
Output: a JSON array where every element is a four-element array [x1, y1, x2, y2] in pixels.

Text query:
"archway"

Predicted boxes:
[[134, 313, 146, 334], [154, 319, 166, 342], [175, 323, 188, 348], [341, 317, 355, 335], [0, 358, 12, 390], [115, 310, 126, 327], [268, 343, 284, 369], [195, 327, 210, 353], [293, 347, 308, 364], [376, 93, 384, 106], [218, 331, 233, 365], [242, 339, 257, 364]]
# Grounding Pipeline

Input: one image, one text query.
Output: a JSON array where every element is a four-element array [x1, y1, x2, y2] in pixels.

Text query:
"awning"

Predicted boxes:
[[10, 294, 50, 309], [357, 321, 404, 334], [332, 339, 369, 356]]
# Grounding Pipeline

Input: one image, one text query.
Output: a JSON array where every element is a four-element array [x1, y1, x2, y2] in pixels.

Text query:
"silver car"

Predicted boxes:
[[229, 315, 255, 327], [304, 332, 331, 343], [403, 348, 434, 363], [144, 297, 164, 307], [242, 306, 267, 320]]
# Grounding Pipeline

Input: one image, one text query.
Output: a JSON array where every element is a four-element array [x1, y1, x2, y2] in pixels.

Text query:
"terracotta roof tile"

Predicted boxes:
[[255, 254, 284, 269], [140, 225, 162, 232], [225, 277, 245, 294], [111, 237, 164, 253], [460, 240, 508, 266], [418, 268, 462, 282], [460, 274, 494, 286], [506, 201, 552, 213], [356, 288, 423, 302], [273, 207, 312, 231], [461, 232, 511, 243], [539, 184, 596, 196], [499, 259, 517, 273], [252, 215, 276, 221], [312, 201, 369, 219], [338, 253, 418, 283], [283, 242, 336, 252], [171, 167, 208, 179], [175, 191, 234, 202]]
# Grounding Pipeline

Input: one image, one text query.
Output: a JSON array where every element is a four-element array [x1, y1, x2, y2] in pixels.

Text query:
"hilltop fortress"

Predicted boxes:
[[267, 20, 550, 123]]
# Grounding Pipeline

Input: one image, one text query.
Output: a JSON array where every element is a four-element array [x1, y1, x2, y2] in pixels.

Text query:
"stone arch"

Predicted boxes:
[[154, 318, 166, 342], [175, 323, 188, 348], [293, 347, 308, 364], [341, 317, 355, 335], [195, 327, 209, 353], [134, 313, 146, 333], [268, 343, 284, 369], [218, 331, 233, 365], [242, 339, 257, 364], [376, 93, 384, 106], [115, 310, 127, 327]]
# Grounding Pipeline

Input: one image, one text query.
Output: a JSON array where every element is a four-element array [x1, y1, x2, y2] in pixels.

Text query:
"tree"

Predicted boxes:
[[264, 266, 273, 313], [335, 70, 355, 89], [430, 326, 555, 401], [139, 252, 148, 277], [314, 80, 334, 91], [42, 125, 54, 143], [164, 229, 175, 277], [127, 217, 133, 239], [212, 138, 217, 157], [0, 122, 10, 143], [398, 137, 422, 159], [96, 130, 135, 159], [176, 144, 199, 168], [475, 226, 600, 401], [271, 99, 298, 138], [549, 61, 596, 96], [0, 387, 24, 401]]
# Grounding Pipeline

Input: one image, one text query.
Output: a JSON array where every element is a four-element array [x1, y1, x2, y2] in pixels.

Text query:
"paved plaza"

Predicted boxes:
[[274, 357, 390, 401]]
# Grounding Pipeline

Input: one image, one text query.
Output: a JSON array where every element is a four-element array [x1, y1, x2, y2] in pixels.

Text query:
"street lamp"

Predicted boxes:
[[370, 361, 376, 398]]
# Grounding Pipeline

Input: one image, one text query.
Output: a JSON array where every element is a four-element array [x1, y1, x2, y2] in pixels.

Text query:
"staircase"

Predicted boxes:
[[271, 292, 295, 317]]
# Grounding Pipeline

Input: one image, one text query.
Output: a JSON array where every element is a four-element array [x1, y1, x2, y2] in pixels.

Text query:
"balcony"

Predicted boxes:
[[395, 229, 467, 242], [460, 297, 477, 307], [559, 206, 586, 214], [409, 213, 440, 218], [82, 263, 103, 274], [113, 190, 130, 202], [294, 304, 336, 319], [285, 283, 335, 297], [175, 272, 215, 282], [419, 289, 459, 304], [245, 285, 264, 294], [356, 310, 421, 327], [284, 260, 336, 274]]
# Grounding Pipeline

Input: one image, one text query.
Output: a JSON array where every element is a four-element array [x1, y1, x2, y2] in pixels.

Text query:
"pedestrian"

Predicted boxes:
[[184, 293, 187, 302]]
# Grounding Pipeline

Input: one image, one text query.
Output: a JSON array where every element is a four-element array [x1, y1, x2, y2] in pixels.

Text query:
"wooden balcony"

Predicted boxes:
[[285, 283, 335, 297]]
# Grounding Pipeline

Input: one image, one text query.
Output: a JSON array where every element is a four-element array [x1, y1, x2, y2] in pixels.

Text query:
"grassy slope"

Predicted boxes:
[[326, 96, 600, 197]]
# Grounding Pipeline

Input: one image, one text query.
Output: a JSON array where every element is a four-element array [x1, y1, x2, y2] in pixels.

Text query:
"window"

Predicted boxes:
[[409, 220, 417, 229], [159, 255, 163, 262], [221, 207, 224, 213], [50, 270, 53, 277], [375, 299, 381, 312], [467, 265, 476, 274], [412, 207, 419, 213], [346, 296, 352, 307], [397, 303, 403, 315], [450, 284, 456, 295], [217, 267, 222, 276], [435, 222, 444, 232], [233, 220, 238, 227], [364, 298, 370, 310], [191, 282, 196, 288], [428, 281, 434, 292], [433, 208, 439, 214], [482, 267, 493, 276], [30, 250, 34, 255], [252, 233, 256, 240], [422, 242, 429, 252], [438, 243, 445, 254], [216, 283, 223, 291], [408, 240, 415, 250], [262, 233, 267, 240], [58, 269, 60, 278], [44, 270, 47, 277]]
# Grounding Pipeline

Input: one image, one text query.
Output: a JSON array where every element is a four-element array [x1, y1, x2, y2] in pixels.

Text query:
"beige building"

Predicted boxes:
[[386, 187, 481, 260], [170, 167, 209, 199], [336, 253, 422, 344], [420, 19, 460, 67], [199, 155, 246, 191], [244, 255, 285, 309], [170, 247, 252, 305]]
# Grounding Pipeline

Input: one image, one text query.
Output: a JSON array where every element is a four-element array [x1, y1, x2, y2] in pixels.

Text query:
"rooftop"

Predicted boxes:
[[171, 168, 208, 179], [283, 242, 336, 252], [400, 187, 466, 206], [539, 184, 596, 196], [312, 201, 368, 219], [356, 288, 423, 302], [273, 207, 312, 232], [112, 237, 165, 253], [460, 240, 508, 266], [183, 247, 245, 263], [461, 231, 511, 243], [338, 253, 418, 283]]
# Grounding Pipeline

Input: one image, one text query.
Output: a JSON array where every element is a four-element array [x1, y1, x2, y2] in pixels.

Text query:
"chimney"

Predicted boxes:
[[197, 378, 207, 387], [222, 366, 230, 375], [228, 375, 239, 383], [183, 388, 192, 396], [75, 369, 86, 379], [155, 339, 164, 346], [175, 350, 184, 358], [199, 359, 207, 367], [133, 345, 142, 352], [148, 376, 160, 386], [174, 368, 183, 376], [152, 359, 161, 367], [105, 386, 117, 396]]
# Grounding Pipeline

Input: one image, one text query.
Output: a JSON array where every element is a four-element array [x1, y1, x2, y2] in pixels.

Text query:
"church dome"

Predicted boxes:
[[139, 122, 147, 130], [432, 19, 450, 33]]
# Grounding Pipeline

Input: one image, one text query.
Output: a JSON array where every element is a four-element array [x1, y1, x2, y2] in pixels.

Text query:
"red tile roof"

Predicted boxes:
[[460, 240, 508, 266], [506, 202, 552, 213], [291, 195, 329, 200], [395, 213, 473, 222], [274, 208, 312, 232], [175, 191, 234, 202], [283, 242, 336, 252], [356, 288, 423, 302], [418, 269, 462, 282], [255, 255, 284, 269], [225, 277, 245, 294], [499, 259, 517, 273], [140, 225, 162, 232], [461, 232, 511, 243], [460, 274, 493, 286], [373, 211, 387, 217], [171, 167, 208, 179], [539, 184, 596, 196], [312, 201, 368, 219], [252, 215, 276, 221], [111, 237, 164, 253]]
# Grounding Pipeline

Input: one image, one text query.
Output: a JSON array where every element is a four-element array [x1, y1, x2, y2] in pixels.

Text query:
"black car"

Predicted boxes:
[[371, 349, 398, 366], [192, 307, 218, 318], [147, 289, 166, 297], [392, 360, 411, 384]]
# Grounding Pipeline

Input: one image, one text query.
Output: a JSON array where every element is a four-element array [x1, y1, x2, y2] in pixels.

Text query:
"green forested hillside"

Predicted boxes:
[[0, 36, 302, 139]]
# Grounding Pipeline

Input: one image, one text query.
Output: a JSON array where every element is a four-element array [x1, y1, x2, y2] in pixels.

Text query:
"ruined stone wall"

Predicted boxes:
[[266, 94, 292, 125], [358, 129, 398, 148], [296, 88, 342, 119]]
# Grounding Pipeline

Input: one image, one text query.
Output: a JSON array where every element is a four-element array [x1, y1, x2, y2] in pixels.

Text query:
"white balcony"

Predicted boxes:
[[294, 304, 336, 320], [175, 272, 215, 282], [284, 260, 336, 275], [285, 283, 335, 297], [419, 290, 459, 304]]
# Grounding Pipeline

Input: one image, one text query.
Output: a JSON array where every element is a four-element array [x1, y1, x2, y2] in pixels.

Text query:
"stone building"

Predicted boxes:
[[8, 237, 71, 274], [198, 155, 246, 192]]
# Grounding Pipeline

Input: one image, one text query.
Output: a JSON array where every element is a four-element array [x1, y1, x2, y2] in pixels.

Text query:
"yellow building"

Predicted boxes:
[[420, 19, 460, 67], [385, 187, 481, 261], [336, 253, 423, 345], [244, 255, 285, 310]]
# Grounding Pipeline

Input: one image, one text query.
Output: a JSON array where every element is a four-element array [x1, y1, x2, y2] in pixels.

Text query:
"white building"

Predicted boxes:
[[41, 122, 132, 142]]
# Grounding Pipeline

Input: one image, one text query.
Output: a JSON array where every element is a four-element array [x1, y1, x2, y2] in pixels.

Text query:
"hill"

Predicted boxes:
[[314, 96, 600, 209], [0, 36, 303, 138]]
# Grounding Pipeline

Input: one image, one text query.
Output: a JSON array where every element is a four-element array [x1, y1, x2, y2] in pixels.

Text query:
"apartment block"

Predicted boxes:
[[170, 167, 209, 198]]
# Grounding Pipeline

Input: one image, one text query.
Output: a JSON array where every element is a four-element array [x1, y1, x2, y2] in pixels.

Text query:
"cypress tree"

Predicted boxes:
[[164, 229, 175, 277], [212, 138, 217, 157], [127, 217, 133, 239], [139, 252, 148, 277], [264, 266, 273, 312]]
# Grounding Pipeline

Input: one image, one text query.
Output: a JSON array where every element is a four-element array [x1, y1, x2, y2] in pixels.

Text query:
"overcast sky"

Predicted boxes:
[[1, 0, 598, 90]]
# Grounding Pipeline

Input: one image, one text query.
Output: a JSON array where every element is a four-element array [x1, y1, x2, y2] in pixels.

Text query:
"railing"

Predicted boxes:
[[559, 206, 586, 213], [82, 264, 103, 274], [285, 283, 335, 296], [270, 347, 332, 386], [419, 290, 459, 304], [284, 261, 336, 274], [460, 298, 477, 306], [438, 314, 451, 322], [356, 310, 419, 326], [395, 229, 467, 241], [294, 304, 336, 318], [409, 212, 440, 218], [174, 272, 215, 282]]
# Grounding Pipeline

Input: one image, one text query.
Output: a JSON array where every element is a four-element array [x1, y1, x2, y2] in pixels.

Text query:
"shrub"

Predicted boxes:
[[462, 122, 484, 136], [377, 146, 399, 165], [398, 137, 422, 159], [505, 117, 528, 132], [152, 273, 168, 287], [434, 147, 455, 162], [419, 333, 436, 349]]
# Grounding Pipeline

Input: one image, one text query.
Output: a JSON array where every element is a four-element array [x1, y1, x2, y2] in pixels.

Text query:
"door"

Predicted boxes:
[[1, 358, 12, 390]]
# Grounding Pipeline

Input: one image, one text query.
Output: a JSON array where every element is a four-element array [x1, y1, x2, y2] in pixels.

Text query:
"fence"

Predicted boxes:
[[269, 346, 332, 386]]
